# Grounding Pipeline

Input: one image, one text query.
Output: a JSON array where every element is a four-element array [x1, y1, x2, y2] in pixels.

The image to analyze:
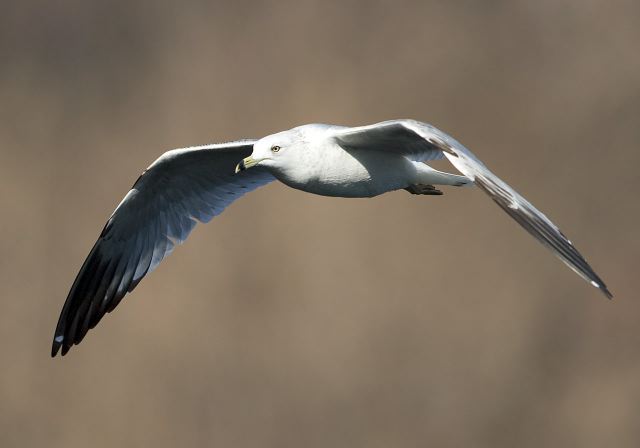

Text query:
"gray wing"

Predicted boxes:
[[332, 119, 612, 299], [333, 120, 445, 162], [52, 140, 275, 356]]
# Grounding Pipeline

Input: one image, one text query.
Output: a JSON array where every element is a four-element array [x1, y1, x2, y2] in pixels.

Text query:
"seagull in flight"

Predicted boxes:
[[51, 119, 612, 357]]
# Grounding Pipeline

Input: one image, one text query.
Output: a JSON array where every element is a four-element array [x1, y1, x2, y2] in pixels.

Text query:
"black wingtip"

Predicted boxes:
[[599, 284, 613, 300], [51, 342, 60, 358], [586, 274, 613, 300], [51, 335, 66, 357]]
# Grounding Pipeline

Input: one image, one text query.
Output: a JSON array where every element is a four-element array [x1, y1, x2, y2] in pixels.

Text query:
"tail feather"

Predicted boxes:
[[414, 163, 473, 187]]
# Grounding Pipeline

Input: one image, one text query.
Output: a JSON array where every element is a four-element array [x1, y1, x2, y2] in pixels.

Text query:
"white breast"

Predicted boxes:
[[276, 142, 415, 198]]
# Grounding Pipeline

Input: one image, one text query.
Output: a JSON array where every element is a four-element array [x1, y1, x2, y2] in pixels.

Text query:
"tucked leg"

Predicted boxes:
[[404, 184, 443, 195]]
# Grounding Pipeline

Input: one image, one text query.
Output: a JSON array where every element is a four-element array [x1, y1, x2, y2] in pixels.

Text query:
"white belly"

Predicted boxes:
[[276, 149, 415, 198]]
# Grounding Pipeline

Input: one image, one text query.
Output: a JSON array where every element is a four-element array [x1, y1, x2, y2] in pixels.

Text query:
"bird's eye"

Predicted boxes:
[[271, 145, 281, 153]]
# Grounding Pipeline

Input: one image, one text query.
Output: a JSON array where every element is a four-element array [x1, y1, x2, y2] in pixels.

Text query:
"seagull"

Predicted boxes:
[[51, 119, 612, 357]]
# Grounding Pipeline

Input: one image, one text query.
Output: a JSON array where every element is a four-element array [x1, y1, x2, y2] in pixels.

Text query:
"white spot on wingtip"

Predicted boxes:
[[54, 335, 64, 343], [590, 281, 599, 288]]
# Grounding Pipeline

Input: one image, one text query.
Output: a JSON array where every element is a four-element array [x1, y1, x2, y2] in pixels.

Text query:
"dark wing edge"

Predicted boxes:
[[403, 119, 612, 299], [473, 174, 612, 299], [52, 141, 275, 357]]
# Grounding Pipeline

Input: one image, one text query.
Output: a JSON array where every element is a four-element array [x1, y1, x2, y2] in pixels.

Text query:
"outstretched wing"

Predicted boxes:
[[332, 120, 612, 298], [52, 140, 275, 356]]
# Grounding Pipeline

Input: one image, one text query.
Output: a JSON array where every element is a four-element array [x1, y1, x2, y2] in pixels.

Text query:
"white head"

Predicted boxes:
[[235, 130, 299, 173], [235, 125, 330, 178]]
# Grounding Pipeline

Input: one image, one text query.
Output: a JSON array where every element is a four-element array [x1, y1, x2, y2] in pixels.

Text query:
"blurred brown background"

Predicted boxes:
[[1, 1, 638, 446]]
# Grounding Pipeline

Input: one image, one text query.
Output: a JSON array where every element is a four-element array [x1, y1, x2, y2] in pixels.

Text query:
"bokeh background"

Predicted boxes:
[[1, 1, 639, 446]]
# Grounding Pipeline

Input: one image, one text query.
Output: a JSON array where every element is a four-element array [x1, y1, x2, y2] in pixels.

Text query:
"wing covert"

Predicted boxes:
[[333, 120, 445, 161]]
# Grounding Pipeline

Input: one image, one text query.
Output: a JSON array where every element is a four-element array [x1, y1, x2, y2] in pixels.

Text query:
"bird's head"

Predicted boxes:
[[235, 129, 306, 176]]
